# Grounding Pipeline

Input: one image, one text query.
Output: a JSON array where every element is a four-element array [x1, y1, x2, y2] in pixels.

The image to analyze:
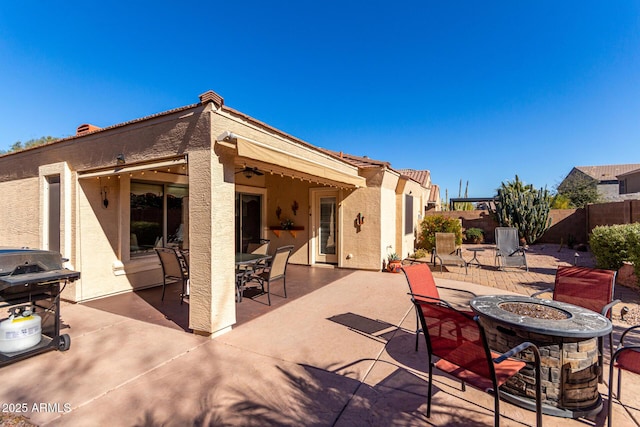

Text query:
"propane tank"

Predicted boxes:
[[0, 305, 42, 353]]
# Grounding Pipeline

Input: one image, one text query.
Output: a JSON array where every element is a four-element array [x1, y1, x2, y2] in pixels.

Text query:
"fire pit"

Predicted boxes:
[[470, 295, 612, 418]]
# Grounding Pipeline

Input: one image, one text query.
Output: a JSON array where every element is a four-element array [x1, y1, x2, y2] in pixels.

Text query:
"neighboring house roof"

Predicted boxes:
[[617, 167, 640, 179], [574, 164, 640, 182], [397, 169, 431, 187]]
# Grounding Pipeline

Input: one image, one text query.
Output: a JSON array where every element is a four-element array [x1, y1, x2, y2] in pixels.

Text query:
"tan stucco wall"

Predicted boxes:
[[380, 170, 400, 262], [264, 174, 311, 264], [623, 172, 640, 194], [395, 179, 422, 259], [0, 177, 40, 248], [338, 185, 381, 270]]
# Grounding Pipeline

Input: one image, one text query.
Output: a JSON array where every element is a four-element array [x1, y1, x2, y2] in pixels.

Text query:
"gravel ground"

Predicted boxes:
[[0, 414, 37, 427]]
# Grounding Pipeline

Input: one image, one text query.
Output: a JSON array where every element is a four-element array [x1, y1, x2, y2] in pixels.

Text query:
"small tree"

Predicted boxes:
[[0, 136, 59, 155], [417, 215, 463, 252], [490, 175, 552, 244], [556, 173, 599, 208]]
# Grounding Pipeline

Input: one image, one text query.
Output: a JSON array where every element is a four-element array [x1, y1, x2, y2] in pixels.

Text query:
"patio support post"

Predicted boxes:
[[187, 147, 236, 337]]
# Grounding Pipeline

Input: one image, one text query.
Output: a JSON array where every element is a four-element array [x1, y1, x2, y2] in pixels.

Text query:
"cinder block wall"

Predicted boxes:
[[587, 200, 640, 228], [423, 209, 585, 244], [423, 201, 640, 245]]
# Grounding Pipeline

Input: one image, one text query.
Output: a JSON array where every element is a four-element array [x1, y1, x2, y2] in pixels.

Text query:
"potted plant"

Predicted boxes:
[[387, 252, 402, 273], [464, 228, 484, 244]]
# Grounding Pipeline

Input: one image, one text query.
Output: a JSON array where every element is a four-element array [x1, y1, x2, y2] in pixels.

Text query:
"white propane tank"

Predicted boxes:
[[0, 306, 42, 353]]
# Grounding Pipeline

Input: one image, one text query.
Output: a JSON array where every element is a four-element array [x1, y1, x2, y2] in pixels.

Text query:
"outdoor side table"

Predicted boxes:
[[467, 248, 484, 266]]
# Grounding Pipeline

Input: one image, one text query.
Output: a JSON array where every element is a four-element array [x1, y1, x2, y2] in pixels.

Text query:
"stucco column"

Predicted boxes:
[[188, 148, 236, 337]]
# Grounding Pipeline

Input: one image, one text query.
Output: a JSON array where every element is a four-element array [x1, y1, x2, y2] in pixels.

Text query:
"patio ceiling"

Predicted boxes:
[[218, 132, 366, 189]]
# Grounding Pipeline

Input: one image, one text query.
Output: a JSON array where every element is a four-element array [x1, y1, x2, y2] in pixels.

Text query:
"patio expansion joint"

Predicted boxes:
[[40, 339, 212, 426], [330, 305, 415, 426]]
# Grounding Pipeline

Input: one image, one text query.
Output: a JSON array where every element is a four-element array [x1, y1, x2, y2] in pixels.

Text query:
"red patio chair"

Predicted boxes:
[[412, 295, 542, 427], [401, 264, 476, 350], [608, 325, 640, 427], [532, 265, 619, 377]]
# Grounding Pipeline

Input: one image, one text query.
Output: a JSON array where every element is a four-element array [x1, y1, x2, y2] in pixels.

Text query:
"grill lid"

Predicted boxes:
[[0, 248, 80, 290]]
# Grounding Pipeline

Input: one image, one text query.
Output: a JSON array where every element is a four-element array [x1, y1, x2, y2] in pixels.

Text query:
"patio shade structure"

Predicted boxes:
[[217, 132, 366, 189]]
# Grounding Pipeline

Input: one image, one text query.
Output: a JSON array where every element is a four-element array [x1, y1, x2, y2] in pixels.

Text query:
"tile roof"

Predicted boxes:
[[575, 164, 640, 181], [397, 169, 431, 187], [320, 150, 391, 168], [428, 184, 440, 203]]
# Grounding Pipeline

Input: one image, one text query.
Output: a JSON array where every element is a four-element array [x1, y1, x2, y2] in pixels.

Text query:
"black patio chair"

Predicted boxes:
[[155, 247, 189, 304]]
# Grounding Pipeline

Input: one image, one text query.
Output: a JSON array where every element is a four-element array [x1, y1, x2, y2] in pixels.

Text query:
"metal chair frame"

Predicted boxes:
[[412, 294, 542, 427], [155, 247, 189, 304], [608, 325, 640, 427]]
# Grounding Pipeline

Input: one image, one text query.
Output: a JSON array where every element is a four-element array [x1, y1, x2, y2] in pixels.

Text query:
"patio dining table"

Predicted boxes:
[[235, 252, 271, 302]]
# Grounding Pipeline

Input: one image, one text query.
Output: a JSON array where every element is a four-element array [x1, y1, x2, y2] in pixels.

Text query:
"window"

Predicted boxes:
[[405, 194, 414, 235], [620, 179, 626, 194], [130, 182, 187, 256]]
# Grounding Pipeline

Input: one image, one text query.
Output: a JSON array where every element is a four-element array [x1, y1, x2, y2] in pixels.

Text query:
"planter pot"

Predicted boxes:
[[387, 260, 402, 273]]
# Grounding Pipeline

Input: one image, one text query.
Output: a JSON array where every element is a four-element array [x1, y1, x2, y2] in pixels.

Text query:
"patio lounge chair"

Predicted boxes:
[[401, 264, 476, 351], [155, 247, 189, 304], [494, 227, 528, 271], [532, 265, 619, 381], [432, 232, 467, 274], [248, 245, 294, 305], [608, 325, 640, 427], [412, 294, 542, 427]]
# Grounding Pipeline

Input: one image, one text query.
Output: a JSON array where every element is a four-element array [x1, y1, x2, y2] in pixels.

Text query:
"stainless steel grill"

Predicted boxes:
[[0, 248, 80, 366]]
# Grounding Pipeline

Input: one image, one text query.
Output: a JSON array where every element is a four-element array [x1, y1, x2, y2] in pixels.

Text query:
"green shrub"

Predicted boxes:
[[464, 227, 484, 243], [589, 223, 640, 279], [418, 215, 463, 252], [411, 248, 430, 259]]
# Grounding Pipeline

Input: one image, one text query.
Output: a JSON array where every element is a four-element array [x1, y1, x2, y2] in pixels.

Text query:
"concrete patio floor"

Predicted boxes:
[[1, 244, 639, 426]]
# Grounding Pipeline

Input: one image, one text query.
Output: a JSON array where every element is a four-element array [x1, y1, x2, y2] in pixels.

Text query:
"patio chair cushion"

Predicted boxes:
[[614, 348, 640, 375], [436, 348, 526, 392]]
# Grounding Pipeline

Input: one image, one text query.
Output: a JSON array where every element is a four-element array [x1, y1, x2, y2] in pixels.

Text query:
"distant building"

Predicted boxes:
[[559, 164, 640, 202], [617, 167, 640, 196]]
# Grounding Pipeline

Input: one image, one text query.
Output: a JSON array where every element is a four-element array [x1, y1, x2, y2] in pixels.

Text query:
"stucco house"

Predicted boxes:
[[559, 164, 640, 202], [0, 90, 434, 337], [617, 167, 640, 196]]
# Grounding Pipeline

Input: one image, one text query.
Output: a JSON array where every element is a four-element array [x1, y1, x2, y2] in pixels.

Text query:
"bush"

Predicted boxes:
[[418, 215, 463, 252], [590, 223, 640, 279], [410, 248, 430, 259], [464, 227, 484, 243]]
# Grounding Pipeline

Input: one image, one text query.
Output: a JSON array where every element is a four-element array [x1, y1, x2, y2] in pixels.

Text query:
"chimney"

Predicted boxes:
[[199, 90, 224, 109], [76, 124, 101, 136]]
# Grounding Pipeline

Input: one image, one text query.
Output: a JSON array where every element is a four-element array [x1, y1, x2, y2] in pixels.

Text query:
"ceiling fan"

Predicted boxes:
[[235, 166, 264, 178]]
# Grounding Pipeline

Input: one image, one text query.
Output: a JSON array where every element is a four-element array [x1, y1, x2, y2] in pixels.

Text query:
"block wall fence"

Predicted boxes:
[[424, 199, 640, 245]]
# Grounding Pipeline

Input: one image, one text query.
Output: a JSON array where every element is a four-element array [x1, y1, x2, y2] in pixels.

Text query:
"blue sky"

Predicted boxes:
[[1, 2, 639, 198]]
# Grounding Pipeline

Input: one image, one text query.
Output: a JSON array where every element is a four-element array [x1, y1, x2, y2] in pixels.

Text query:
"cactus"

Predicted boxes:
[[490, 175, 552, 244]]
